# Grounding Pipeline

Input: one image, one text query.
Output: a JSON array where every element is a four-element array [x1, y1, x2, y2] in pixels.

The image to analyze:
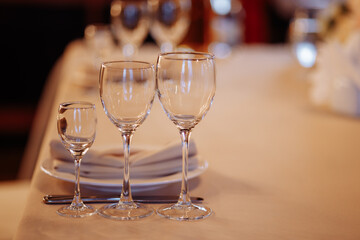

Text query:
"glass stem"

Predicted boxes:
[[120, 132, 134, 204], [178, 129, 192, 206], [72, 156, 83, 207]]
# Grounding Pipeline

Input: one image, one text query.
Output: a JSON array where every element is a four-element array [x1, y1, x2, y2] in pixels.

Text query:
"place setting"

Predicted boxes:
[[41, 51, 216, 221], [42, 139, 206, 192]]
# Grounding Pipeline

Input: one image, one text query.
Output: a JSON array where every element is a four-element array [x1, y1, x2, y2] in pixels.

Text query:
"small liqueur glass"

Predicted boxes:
[[56, 101, 97, 218]]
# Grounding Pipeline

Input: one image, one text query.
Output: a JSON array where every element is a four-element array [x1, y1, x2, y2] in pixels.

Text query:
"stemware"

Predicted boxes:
[[111, 0, 150, 59], [156, 52, 216, 220], [150, 0, 191, 52], [289, 8, 319, 68], [56, 101, 97, 217], [84, 24, 115, 70], [98, 61, 156, 220]]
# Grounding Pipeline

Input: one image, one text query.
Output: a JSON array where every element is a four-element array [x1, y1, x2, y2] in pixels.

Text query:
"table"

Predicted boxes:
[[14, 40, 360, 239]]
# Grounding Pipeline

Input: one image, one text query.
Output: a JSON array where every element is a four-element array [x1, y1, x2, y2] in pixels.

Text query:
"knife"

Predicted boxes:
[[43, 195, 204, 204]]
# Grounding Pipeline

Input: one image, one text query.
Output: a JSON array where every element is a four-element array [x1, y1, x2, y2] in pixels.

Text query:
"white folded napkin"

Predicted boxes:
[[50, 140, 198, 179]]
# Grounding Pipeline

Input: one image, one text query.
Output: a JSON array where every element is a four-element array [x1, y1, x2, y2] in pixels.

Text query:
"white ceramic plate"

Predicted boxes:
[[40, 155, 208, 193]]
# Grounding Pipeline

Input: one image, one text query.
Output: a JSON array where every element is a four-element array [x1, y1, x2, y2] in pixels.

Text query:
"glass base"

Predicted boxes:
[[157, 203, 212, 221], [57, 204, 97, 218], [98, 202, 154, 220]]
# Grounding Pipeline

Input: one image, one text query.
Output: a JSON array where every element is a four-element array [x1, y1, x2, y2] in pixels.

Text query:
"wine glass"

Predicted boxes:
[[84, 24, 115, 70], [150, 0, 191, 52], [98, 61, 156, 220], [111, 0, 150, 59], [156, 52, 215, 220], [289, 8, 319, 68], [56, 101, 97, 218]]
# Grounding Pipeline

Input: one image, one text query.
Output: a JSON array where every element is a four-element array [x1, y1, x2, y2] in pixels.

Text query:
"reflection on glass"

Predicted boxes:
[[295, 42, 317, 68], [210, 0, 231, 15]]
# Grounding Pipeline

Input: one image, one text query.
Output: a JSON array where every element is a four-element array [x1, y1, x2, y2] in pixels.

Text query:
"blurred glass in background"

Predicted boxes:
[[289, 7, 319, 68], [111, 0, 150, 58], [84, 24, 115, 69], [287, 0, 347, 68], [207, 0, 244, 58], [149, 0, 192, 52]]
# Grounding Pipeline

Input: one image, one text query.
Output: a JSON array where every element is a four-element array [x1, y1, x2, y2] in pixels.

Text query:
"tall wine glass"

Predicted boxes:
[[56, 101, 97, 217], [111, 0, 150, 59], [98, 61, 156, 220], [156, 52, 215, 220], [150, 0, 191, 52]]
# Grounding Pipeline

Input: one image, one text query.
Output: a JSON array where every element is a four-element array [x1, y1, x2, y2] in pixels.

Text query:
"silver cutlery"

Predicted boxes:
[[43, 195, 204, 204]]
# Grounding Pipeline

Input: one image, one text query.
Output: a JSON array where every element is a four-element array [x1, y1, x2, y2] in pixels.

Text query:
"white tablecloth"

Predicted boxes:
[[14, 40, 360, 239]]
